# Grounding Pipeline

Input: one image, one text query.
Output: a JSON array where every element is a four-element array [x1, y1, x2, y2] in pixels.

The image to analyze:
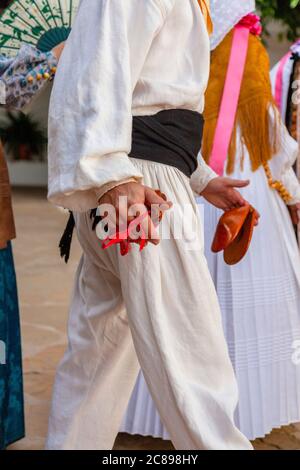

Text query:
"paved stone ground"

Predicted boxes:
[[7, 188, 300, 451]]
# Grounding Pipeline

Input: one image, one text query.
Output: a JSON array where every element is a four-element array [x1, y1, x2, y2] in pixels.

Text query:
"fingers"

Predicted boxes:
[[294, 203, 300, 225], [288, 204, 300, 226], [217, 199, 238, 211], [128, 207, 160, 245], [144, 186, 168, 203], [140, 213, 160, 245], [144, 186, 172, 210], [290, 211, 298, 226], [253, 210, 260, 226], [226, 178, 250, 189], [289, 207, 300, 226], [128, 186, 173, 245], [224, 188, 247, 209], [144, 186, 173, 225], [98, 183, 171, 248]]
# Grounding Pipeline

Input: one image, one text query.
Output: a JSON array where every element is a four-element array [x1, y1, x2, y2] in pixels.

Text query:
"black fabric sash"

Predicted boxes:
[[129, 109, 204, 178]]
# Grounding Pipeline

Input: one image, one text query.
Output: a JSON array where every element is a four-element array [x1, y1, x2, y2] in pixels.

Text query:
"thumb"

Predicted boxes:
[[226, 178, 250, 188]]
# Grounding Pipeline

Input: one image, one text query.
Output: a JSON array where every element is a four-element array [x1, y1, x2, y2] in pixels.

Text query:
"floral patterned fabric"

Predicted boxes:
[[0, 43, 57, 110], [0, 43, 55, 449], [0, 242, 24, 449]]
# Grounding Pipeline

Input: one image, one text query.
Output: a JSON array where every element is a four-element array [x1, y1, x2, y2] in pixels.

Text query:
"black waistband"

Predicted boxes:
[[129, 109, 204, 178], [59, 109, 204, 263]]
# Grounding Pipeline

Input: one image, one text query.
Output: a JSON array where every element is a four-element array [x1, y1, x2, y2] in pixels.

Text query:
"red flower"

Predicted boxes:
[[238, 13, 262, 36]]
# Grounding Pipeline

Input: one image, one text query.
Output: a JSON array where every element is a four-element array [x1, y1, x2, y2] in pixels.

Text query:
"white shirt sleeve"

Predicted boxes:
[[190, 153, 218, 195], [47, 0, 172, 212], [281, 166, 300, 205]]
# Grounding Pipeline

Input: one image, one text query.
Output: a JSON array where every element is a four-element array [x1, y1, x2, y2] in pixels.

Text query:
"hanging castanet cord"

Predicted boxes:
[[59, 211, 75, 263]]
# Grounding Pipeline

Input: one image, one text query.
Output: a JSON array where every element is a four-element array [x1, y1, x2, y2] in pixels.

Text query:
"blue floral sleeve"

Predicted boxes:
[[0, 43, 58, 110]]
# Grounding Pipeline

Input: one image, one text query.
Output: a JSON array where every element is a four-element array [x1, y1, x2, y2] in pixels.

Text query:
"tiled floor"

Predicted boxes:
[[7, 188, 300, 451]]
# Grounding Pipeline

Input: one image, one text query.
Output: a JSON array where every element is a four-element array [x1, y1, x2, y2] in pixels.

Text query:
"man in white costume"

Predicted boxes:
[[120, 0, 300, 443], [120, 0, 258, 442], [45, 0, 253, 450]]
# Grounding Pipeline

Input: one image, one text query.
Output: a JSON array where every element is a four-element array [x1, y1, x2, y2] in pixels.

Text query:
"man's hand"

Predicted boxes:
[[98, 182, 172, 245], [201, 177, 250, 211], [288, 203, 300, 226]]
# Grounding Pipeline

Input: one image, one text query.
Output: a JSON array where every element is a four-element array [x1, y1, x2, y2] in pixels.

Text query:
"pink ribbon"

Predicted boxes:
[[274, 51, 292, 112], [209, 14, 262, 176], [274, 40, 300, 112]]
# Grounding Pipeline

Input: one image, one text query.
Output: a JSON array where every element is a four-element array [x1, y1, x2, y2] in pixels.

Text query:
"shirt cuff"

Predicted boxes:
[[48, 151, 144, 212], [283, 168, 300, 205], [95, 177, 139, 203], [190, 154, 218, 195]]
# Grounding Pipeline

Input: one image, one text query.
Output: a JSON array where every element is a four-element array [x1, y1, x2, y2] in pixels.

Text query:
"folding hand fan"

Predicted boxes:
[[0, 0, 79, 57]]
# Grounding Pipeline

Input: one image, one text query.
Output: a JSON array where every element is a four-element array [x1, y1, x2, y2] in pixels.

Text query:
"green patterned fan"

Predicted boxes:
[[0, 0, 79, 57]]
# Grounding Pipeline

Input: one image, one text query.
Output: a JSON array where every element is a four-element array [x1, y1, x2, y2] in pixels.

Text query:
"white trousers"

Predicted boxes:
[[45, 159, 252, 450]]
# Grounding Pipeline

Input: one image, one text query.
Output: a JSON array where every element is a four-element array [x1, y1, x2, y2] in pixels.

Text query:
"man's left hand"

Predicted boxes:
[[201, 177, 250, 211]]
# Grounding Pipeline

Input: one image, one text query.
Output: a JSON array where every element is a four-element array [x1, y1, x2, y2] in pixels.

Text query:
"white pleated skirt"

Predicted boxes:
[[120, 158, 300, 441]]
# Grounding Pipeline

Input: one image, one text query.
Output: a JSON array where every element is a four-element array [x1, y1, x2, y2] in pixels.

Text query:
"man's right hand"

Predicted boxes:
[[98, 182, 172, 245]]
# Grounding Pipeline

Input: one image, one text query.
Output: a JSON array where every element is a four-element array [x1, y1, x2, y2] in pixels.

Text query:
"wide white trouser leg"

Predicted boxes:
[[46, 159, 252, 450], [45, 255, 140, 450]]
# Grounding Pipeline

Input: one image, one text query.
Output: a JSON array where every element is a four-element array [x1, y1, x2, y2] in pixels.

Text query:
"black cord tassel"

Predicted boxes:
[[59, 211, 75, 263], [90, 208, 102, 231]]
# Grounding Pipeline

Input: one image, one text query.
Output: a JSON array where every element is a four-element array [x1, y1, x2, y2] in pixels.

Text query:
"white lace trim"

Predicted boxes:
[[210, 0, 256, 50]]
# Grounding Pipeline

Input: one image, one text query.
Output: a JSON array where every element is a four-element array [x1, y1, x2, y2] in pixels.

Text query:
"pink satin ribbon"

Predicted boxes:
[[209, 14, 262, 176], [274, 40, 300, 113], [274, 51, 292, 112]]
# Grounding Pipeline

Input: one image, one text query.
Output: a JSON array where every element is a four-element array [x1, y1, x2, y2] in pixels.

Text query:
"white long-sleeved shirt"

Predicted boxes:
[[47, 0, 216, 212]]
